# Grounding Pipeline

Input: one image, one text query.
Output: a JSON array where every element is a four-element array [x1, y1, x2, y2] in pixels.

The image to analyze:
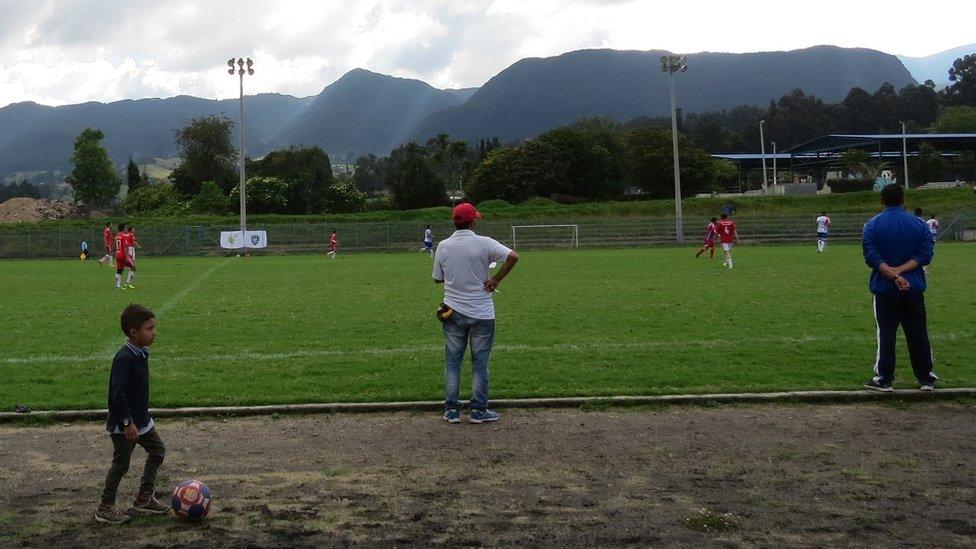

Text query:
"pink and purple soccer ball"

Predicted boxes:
[[171, 479, 212, 520]]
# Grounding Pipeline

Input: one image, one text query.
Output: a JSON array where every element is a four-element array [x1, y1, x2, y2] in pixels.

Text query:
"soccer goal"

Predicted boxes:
[[510, 224, 579, 250]]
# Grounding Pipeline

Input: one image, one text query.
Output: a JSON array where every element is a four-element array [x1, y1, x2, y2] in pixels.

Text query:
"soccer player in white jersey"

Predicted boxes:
[[421, 225, 434, 256], [815, 212, 831, 253], [926, 214, 939, 241]]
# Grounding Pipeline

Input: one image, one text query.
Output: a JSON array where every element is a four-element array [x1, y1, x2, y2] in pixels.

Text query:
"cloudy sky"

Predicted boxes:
[[1, 0, 972, 109]]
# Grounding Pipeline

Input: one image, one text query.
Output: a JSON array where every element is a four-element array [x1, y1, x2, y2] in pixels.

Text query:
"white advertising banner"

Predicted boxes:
[[220, 230, 268, 249]]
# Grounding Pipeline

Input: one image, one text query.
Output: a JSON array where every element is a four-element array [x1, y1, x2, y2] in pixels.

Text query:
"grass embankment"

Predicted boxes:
[[2, 188, 974, 233]]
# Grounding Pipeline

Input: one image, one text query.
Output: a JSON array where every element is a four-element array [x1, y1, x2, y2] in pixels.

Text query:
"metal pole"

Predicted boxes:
[[772, 141, 777, 186], [901, 121, 909, 189], [669, 72, 683, 244], [239, 69, 247, 256], [760, 120, 768, 191]]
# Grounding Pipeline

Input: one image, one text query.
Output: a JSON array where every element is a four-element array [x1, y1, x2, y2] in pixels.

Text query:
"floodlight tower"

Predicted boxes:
[[759, 120, 768, 191], [228, 57, 254, 255], [661, 54, 688, 243], [901, 121, 909, 189]]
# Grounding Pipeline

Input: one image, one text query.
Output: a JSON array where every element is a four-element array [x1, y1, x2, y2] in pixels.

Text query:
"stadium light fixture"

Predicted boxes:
[[660, 54, 687, 243], [901, 121, 909, 189], [772, 141, 777, 186], [228, 57, 254, 255], [759, 120, 768, 191]]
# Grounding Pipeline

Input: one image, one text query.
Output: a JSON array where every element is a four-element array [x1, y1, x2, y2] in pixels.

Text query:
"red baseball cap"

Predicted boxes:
[[452, 202, 482, 224]]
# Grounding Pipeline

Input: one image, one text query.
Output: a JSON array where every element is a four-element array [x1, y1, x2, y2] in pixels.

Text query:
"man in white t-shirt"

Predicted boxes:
[[432, 203, 519, 424], [815, 212, 831, 253]]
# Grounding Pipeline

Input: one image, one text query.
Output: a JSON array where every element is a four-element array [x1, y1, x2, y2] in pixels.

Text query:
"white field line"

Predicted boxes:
[[97, 258, 230, 358], [2, 332, 968, 366]]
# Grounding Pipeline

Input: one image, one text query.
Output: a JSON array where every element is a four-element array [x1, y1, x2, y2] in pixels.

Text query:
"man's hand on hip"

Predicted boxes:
[[484, 277, 499, 292]]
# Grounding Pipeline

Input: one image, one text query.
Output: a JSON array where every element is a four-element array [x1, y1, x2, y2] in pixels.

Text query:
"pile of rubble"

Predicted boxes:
[[0, 197, 77, 223]]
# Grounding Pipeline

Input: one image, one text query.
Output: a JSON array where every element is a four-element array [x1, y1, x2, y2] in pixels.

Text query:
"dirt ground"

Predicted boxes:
[[0, 197, 75, 222], [1, 402, 975, 547]]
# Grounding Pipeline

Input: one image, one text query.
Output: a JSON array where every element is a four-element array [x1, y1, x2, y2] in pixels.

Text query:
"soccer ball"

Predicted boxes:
[[171, 479, 212, 520]]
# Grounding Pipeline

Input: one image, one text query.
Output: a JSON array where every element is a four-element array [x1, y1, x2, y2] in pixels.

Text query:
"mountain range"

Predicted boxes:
[[0, 43, 967, 183], [897, 43, 976, 87]]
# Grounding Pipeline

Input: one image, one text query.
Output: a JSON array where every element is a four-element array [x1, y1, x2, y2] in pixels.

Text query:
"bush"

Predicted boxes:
[[365, 197, 396, 212], [826, 179, 876, 194], [521, 197, 558, 207], [324, 177, 367, 213], [550, 193, 586, 205], [123, 183, 188, 215], [189, 181, 229, 215], [229, 176, 289, 214], [476, 199, 514, 210]]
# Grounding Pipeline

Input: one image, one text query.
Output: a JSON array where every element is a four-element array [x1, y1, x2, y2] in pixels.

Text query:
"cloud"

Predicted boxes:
[[1, 0, 975, 108]]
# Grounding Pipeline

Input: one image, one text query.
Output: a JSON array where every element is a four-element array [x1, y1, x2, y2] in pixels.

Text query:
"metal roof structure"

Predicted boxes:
[[788, 133, 976, 154]]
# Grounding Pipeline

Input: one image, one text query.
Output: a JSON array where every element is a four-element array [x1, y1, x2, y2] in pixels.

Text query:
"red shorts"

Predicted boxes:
[[116, 256, 133, 269], [703, 240, 715, 248]]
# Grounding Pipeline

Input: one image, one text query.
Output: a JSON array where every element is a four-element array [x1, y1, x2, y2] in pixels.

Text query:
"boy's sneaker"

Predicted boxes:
[[133, 492, 169, 514], [125, 284, 136, 290], [920, 383, 936, 391], [864, 379, 894, 392], [469, 409, 500, 424], [443, 409, 460, 423], [95, 504, 131, 524]]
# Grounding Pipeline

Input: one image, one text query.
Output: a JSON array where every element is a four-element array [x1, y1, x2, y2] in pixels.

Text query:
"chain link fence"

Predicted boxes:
[[0, 211, 972, 259]]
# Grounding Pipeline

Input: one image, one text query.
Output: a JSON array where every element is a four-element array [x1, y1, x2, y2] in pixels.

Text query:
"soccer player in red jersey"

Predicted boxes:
[[327, 229, 339, 259], [695, 217, 718, 258], [717, 213, 739, 269], [126, 225, 140, 261], [122, 227, 137, 288], [98, 222, 114, 266], [114, 224, 131, 289]]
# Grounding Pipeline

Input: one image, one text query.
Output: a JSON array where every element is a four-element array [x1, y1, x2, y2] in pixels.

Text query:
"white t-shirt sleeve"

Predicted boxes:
[[486, 238, 513, 263], [432, 249, 444, 280]]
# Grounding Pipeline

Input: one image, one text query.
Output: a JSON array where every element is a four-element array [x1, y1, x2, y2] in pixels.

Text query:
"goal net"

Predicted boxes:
[[510, 224, 579, 250]]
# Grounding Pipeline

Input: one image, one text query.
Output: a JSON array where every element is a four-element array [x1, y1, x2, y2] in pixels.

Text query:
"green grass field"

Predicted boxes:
[[1, 244, 973, 411]]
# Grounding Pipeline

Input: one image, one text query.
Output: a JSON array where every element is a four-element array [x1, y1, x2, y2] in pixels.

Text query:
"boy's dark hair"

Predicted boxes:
[[821, 211, 826, 215], [126, 225, 133, 232], [914, 207, 923, 216], [720, 213, 728, 219], [881, 184, 905, 207], [710, 217, 717, 222], [118, 223, 125, 232], [105, 222, 111, 227], [121, 304, 155, 335]]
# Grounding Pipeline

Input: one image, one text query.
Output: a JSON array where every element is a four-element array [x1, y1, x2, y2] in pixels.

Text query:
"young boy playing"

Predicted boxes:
[[95, 304, 168, 523]]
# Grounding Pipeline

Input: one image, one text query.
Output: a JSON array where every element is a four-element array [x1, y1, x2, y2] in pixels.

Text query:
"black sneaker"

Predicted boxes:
[[132, 492, 170, 514], [95, 504, 131, 524], [864, 379, 894, 392]]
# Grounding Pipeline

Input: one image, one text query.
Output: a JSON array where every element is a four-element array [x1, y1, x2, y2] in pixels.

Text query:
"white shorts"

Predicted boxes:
[[722, 243, 733, 252]]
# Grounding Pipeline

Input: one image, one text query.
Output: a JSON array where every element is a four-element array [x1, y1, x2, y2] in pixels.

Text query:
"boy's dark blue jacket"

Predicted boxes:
[[106, 342, 151, 433], [862, 206, 934, 295]]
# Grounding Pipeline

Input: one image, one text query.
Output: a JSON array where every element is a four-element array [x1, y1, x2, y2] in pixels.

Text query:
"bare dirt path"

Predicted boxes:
[[1, 402, 975, 547]]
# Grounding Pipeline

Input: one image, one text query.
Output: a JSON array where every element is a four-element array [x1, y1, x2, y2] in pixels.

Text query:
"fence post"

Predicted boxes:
[[26, 227, 31, 259], [59, 225, 63, 258], [184, 226, 190, 256]]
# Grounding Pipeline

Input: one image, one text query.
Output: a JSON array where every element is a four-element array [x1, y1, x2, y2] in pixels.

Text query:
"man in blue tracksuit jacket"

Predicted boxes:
[[861, 184, 938, 392]]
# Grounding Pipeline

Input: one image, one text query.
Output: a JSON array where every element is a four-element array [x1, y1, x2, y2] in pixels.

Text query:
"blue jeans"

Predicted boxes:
[[443, 311, 495, 411]]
